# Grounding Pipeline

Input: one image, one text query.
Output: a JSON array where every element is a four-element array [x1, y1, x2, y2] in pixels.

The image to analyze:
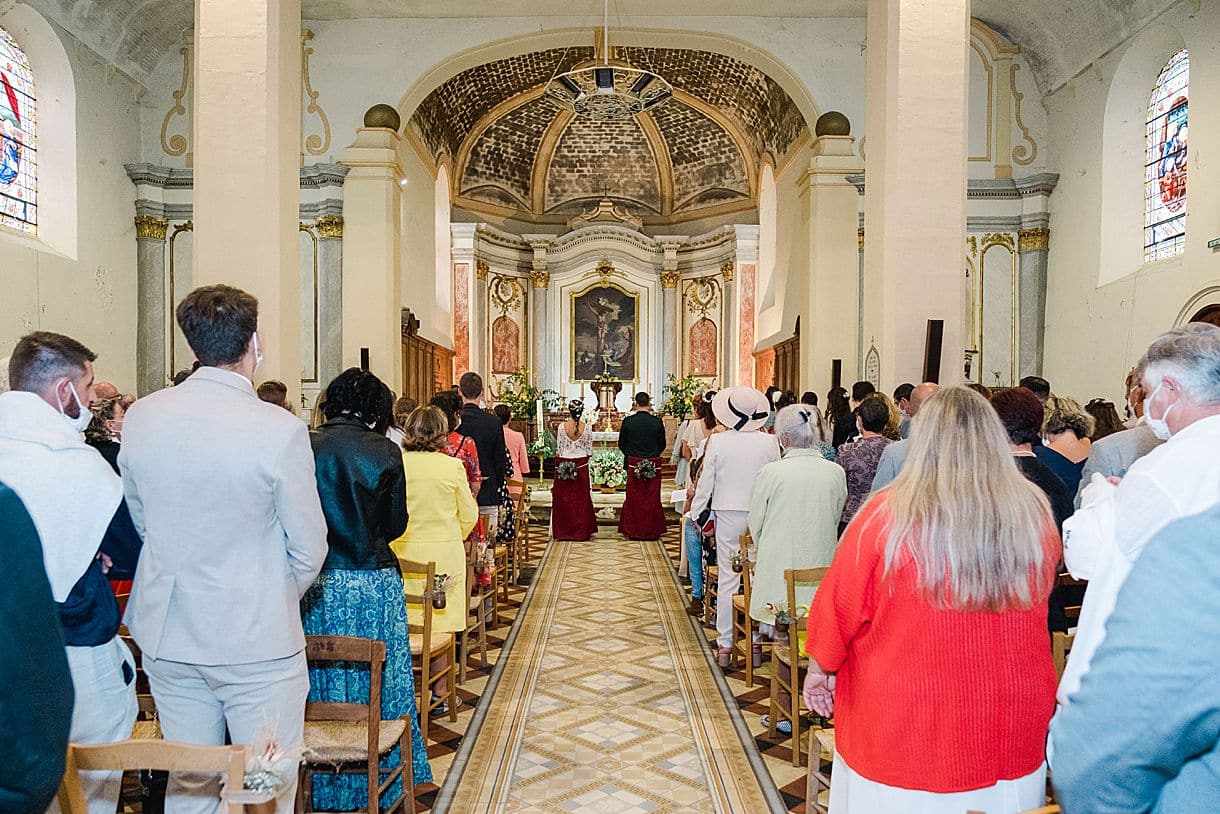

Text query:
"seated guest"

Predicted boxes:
[[618, 391, 668, 540], [1053, 507, 1220, 811], [390, 406, 478, 639], [870, 382, 938, 491], [803, 386, 1059, 812], [551, 399, 597, 542], [691, 388, 779, 667], [1084, 398, 1124, 441], [302, 369, 431, 803], [0, 332, 141, 813], [1020, 375, 1052, 403], [256, 378, 292, 412], [892, 382, 915, 438], [494, 403, 530, 496], [991, 387, 1073, 530], [837, 393, 895, 530], [1037, 396, 1094, 498], [1075, 357, 1163, 508], [748, 404, 846, 646]]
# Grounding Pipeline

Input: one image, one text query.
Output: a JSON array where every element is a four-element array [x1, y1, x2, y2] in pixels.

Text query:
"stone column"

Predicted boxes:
[[862, 0, 970, 385], [798, 118, 864, 397], [529, 268, 549, 389], [1017, 226, 1050, 377], [134, 215, 168, 396], [475, 258, 490, 377], [339, 107, 405, 391], [192, 0, 301, 397], [733, 226, 760, 387], [720, 260, 736, 387], [315, 215, 344, 387], [657, 238, 684, 387]]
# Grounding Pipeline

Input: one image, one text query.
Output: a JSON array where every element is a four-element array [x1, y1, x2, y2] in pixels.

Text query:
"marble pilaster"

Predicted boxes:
[[526, 237, 552, 389], [658, 238, 683, 387], [1017, 226, 1050, 377], [315, 215, 344, 387], [134, 215, 168, 396]]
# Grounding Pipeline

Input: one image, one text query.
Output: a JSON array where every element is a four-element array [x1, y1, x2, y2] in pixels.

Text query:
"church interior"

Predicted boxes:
[[1, 0, 1218, 812]]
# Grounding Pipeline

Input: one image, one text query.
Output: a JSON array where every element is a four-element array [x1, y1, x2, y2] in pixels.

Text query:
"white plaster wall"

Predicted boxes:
[[399, 145, 449, 347], [0, 14, 141, 390], [1043, 1, 1220, 404], [756, 153, 806, 350]]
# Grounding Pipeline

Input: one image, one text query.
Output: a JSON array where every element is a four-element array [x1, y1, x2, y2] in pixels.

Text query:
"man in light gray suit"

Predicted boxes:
[[119, 285, 327, 813]]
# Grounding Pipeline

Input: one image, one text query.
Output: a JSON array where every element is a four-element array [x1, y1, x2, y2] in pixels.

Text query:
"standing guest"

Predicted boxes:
[[892, 382, 915, 438], [0, 332, 140, 814], [551, 399, 597, 542], [837, 393, 895, 530], [1075, 358, 1163, 508], [679, 393, 720, 601], [991, 387, 1073, 530], [394, 396, 418, 433], [390, 406, 478, 639], [1020, 375, 1052, 403], [1053, 325, 1220, 743], [309, 388, 328, 431], [302, 369, 430, 806], [0, 354, 11, 391], [93, 381, 121, 401], [85, 396, 125, 472], [870, 382, 938, 492], [618, 391, 668, 540], [494, 404, 530, 496], [256, 379, 293, 412], [0, 482, 74, 813], [1123, 361, 1149, 428], [691, 387, 779, 667], [803, 386, 1059, 812], [827, 386, 855, 449], [763, 385, 781, 432], [1084, 398, 1124, 441], [800, 391, 818, 407], [431, 390, 482, 498], [1037, 396, 1094, 498], [681, 453, 711, 617], [679, 391, 718, 467], [457, 372, 508, 533], [849, 381, 875, 408], [966, 381, 993, 400], [120, 286, 327, 814], [1052, 507, 1220, 812], [747, 404, 846, 645]]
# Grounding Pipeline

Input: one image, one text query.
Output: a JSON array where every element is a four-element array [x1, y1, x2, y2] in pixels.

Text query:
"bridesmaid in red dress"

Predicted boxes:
[[551, 399, 597, 541]]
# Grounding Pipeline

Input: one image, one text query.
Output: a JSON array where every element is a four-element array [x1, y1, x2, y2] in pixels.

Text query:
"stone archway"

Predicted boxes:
[[1189, 303, 1220, 327]]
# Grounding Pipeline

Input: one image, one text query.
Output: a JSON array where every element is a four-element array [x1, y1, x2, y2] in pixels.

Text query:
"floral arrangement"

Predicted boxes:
[[661, 373, 706, 418], [590, 449, 627, 488], [556, 460, 578, 481], [431, 573, 456, 609], [592, 372, 620, 385], [232, 715, 302, 802], [633, 459, 659, 480], [527, 432, 555, 460], [764, 602, 793, 628], [493, 368, 562, 420]]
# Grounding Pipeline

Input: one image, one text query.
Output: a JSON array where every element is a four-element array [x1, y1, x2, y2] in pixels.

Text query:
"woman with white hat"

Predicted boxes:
[[690, 386, 780, 666]]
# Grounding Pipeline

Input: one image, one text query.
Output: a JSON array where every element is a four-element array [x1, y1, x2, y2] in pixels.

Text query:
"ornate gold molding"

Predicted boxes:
[[685, 277, 720, 317], [301, 29, 331, 157], [720, 260, 735, 282], [981, 232, 1015, 252], [530, 269, 550, 289], [1011, 64, 1038, 166], [134, 215, 168, 241], [1018, 226, 1050, 253], [160, 29, 192, 161], [489, 275, 522, 315], [596, 257, 615, 277], [314, 215, 343, 239], [660, 269, 680, 289], [476, 258, 489, 280]]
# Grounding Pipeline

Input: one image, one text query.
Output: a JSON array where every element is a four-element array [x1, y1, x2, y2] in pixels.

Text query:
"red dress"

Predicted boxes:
[[551, 422, 597, 542], [446, 431, 484, 544], [618, 457, 666, 540], [806, 494, 1059, 792]]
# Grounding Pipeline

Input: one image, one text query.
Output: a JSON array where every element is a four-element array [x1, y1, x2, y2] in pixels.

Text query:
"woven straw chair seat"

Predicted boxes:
[[813, 728, 836, 757], [732, 594, 746, 611], [302, 719, 406, 763], [774, 647, 807, 668], [409, 631, 454, 657], [130, 719, 162, 740]]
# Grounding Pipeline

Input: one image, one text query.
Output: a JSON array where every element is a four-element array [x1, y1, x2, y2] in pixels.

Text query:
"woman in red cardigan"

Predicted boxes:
[[803, 386, 1060, 813]]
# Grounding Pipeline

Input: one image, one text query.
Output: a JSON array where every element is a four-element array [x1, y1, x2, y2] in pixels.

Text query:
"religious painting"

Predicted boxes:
[[491, 316, 520, 373], [689, 317, 717, 376], [1144, 49, 1188, 262], [571, 283, 637, 381]]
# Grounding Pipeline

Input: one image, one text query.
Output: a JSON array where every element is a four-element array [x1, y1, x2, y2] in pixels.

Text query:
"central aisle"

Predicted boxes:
[[440, 529, 776, 813]]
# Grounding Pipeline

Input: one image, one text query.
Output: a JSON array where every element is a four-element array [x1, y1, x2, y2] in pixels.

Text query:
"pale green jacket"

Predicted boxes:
[[746, 448, 847, 624]]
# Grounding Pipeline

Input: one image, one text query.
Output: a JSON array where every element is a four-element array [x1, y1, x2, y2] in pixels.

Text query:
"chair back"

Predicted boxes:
[[304, 635, 386, 771], [784, 567, 831, 668], [399, 558, 436, 643], [739, 534, 754, 603], [59, 741, 248, 814], [1052, 573, 1085, 679]]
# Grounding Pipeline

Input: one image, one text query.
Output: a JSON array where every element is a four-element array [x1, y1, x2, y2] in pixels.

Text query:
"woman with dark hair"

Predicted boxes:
[[301, 368, 431, 805], [551, 399, 597, 541], [1084, 398, 1124, 441], [827, 386, 855, 449], [431, 389, 482, 499], [800, 391, 818, 407], [84, 397, 124, 472], [837, 393, 896, 530]]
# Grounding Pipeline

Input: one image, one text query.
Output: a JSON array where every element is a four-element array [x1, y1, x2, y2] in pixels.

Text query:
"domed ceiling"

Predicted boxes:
[[407, 46, 809, 223]]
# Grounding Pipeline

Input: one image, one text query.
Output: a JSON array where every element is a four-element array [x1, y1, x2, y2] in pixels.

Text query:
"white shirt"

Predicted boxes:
[[1058, 413, 1220, 709], [691, 429, 780, 514]]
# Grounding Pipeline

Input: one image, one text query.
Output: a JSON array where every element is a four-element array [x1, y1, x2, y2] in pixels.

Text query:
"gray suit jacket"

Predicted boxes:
[[119, 367, 327, 665], [1074, 424, 1163, 508], [870, 438, 909, 493]]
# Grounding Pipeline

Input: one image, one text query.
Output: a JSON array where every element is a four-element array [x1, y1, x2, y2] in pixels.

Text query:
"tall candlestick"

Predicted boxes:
[[536, 398, 543, 434]]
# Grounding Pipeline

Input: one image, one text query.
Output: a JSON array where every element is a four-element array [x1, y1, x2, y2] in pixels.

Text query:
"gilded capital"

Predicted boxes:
[[660, 269, 680, 289], [1018, 227, 1050, 253], [134, 215, 168, 241], [315, 214, 344, 239], [530, 268, 550, 289], [720, 260, 735, 282], [476, 258, 489, 280]]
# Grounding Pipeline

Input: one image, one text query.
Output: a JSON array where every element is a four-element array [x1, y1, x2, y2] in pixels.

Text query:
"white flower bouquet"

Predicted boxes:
[[590, 450, 627, 488]]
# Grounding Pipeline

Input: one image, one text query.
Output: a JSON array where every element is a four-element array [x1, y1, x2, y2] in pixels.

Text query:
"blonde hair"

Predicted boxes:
[[402, 405, 448, 452], [878, 386, 1054, 611]]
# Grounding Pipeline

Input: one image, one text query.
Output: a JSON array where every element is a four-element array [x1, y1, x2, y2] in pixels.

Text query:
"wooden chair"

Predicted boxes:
[[769, 566, 831, 766], [399, 558, 457, 745], [729, 534, 772, 685], [704, 563, 718, 627], [805, 728, 835, 814], [58, 741, 250, 814], [1052, 573, 1085, 680], [457, 536, 489, 684], [300, 635, 415, 814], [119, 632, 162, 740], [506, 477, 526, 582], [514, 483, 535, 572]]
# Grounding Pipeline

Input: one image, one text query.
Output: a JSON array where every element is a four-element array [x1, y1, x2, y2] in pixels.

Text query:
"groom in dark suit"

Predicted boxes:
[[618, 392, 668, 539]]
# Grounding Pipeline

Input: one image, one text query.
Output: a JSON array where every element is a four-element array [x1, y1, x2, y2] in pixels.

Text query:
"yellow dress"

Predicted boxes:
[[390, 451, 479, 633]]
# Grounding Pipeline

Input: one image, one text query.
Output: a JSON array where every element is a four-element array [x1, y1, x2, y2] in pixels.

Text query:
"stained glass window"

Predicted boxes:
[[1145, 49, 1188, 262]]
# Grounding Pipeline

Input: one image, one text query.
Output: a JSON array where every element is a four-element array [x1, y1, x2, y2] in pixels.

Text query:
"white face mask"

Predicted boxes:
[[252, 333, 264, 371], [1144, 383, 1175, 441], [56, 381, 92, 433]]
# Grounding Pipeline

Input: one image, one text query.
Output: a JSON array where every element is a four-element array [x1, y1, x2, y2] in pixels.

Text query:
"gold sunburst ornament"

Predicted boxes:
[[544, 0, 672, 121]]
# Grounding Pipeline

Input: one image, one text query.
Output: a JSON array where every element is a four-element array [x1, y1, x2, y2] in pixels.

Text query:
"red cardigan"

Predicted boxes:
[[806, 495, 1059, 792]]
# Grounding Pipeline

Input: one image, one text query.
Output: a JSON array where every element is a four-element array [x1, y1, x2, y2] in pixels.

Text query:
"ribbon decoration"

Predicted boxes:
[[728, 398, 769, 431]]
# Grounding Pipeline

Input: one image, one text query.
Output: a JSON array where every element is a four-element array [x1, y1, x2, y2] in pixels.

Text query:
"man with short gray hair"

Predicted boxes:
[[1051, 323, 1220, 759]]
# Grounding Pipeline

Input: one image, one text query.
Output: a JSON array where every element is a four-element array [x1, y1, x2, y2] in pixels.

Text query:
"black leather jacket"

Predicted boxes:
[[310, 417, 408, 571]]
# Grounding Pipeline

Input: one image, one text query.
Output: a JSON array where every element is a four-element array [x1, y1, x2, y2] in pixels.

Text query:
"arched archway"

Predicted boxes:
[[1189, 304, 1220, 327]]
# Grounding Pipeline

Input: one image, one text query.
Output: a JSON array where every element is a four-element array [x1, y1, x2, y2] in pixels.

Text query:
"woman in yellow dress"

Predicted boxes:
[[391, 405, 478, 634]]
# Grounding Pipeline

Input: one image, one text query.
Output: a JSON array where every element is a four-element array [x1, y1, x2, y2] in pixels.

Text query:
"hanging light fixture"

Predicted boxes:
[[544, 0, 672, 121]]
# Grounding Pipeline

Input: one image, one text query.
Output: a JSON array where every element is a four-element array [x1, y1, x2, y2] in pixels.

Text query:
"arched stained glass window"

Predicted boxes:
[[1145, 49, 1188, 262]]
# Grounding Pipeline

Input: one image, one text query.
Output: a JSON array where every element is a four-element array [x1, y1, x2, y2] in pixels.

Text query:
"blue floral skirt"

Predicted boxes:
[[301, 568, 432, 810]]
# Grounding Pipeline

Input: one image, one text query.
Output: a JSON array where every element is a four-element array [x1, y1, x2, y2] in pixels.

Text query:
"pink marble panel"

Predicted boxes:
[[689, 317, 718, 376], [491, 316, 520, 373], [739, 263, 756, 384], [454, 262, 470, 375]]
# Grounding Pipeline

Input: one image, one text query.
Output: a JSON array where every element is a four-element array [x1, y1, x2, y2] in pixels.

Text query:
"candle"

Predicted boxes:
[[536, 398, 544, 433]]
